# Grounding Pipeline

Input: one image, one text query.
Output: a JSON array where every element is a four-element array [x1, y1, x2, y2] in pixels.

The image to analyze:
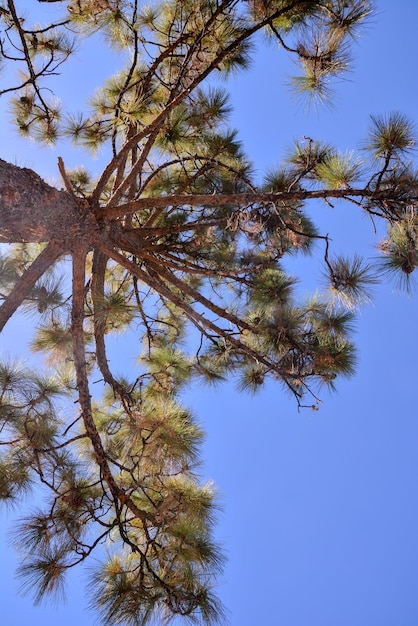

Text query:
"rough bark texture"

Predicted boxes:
[[0, 159, 81, 243]]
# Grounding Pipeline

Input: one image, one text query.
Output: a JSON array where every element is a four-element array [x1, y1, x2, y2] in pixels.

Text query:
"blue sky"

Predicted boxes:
[[1, 1, 418, 625]]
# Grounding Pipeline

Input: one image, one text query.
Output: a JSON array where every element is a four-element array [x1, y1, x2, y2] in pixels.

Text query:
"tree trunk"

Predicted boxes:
[[0, 159, 81, 244]]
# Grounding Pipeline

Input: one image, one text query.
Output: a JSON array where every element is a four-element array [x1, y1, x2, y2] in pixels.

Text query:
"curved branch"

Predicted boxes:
[[6, 0, 53, 119], [91, 249, 130, 400], [71, 245, 153, 524]]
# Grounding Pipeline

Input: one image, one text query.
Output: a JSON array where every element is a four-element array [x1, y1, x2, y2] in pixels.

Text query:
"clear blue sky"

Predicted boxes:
[[1, 2, 418, 625]]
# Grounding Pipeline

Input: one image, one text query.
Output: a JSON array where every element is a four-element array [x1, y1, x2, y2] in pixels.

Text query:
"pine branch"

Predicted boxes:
[[0, 241, 62, 331], [103, 186, 417, 219], [71, 246, 155, 525]]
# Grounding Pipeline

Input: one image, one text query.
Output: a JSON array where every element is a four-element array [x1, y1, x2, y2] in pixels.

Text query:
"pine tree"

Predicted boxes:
[[0, 1, 417, 624]]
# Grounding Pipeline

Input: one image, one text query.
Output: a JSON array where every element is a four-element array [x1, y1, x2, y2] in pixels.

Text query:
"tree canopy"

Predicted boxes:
[[0, 1, 417, 624]]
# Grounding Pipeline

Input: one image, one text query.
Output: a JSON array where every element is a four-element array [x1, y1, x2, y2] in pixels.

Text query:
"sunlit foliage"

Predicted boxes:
[[0, 0, 417, 623]]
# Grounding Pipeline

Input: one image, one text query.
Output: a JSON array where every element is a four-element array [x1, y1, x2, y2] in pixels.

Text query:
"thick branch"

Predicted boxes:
[[71, 246, 153, 523], [102, 187, 404, 220], [0, 241, 62, 331], [91, 249, 129, 398]]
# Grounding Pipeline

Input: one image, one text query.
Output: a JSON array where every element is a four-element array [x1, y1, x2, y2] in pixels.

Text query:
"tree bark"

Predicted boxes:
[[0, 159, 81, 243]]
